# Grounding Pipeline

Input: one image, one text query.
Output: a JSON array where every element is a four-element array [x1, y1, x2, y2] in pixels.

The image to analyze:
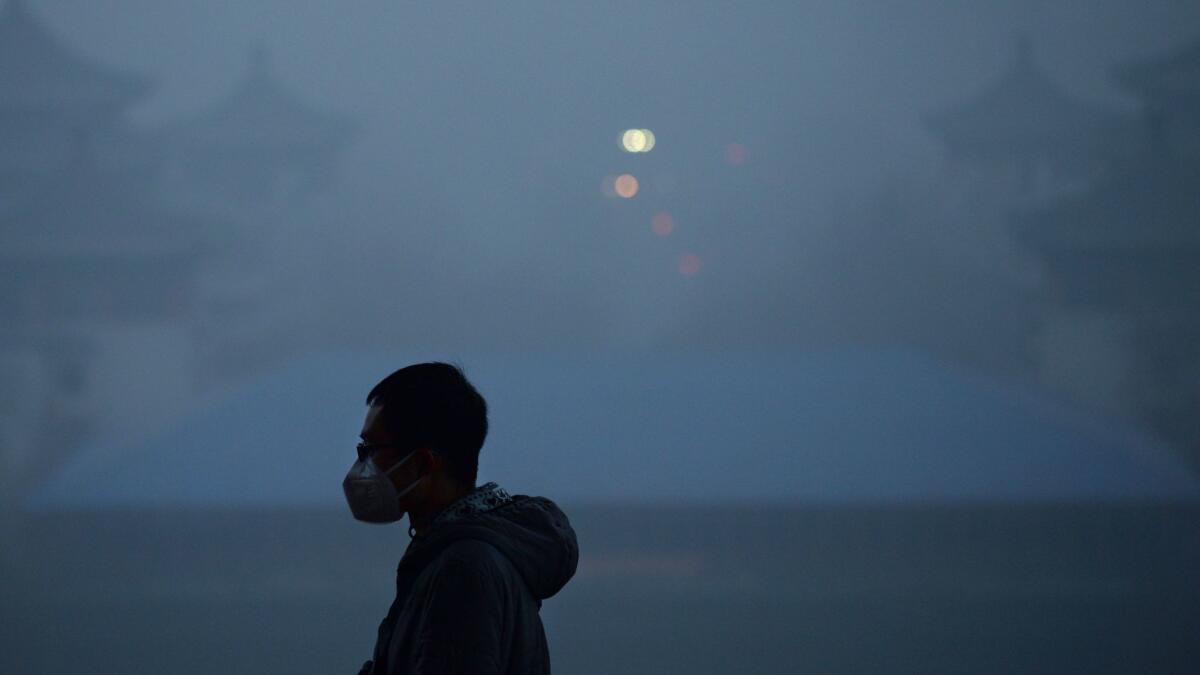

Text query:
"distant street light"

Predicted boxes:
[[620, 129, 656, 153]]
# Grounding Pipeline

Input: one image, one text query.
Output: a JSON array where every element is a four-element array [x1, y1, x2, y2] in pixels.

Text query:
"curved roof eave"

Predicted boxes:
[[0, 0, 152, 112]]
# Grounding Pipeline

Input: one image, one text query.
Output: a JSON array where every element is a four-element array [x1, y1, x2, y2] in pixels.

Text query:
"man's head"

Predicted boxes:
[[356, 362, 488, 522]]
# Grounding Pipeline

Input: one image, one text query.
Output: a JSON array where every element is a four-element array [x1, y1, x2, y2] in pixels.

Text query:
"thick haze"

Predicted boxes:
[[31, 0, 1200, 353], [6, 5, 1200, 673], [9, 0, 1198, 500]]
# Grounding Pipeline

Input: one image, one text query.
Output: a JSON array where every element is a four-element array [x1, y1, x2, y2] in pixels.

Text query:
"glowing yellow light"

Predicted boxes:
[[614, 174, 639, 198], [651, 212, 675, 236], [641, 129, 656, 152], [678, 252, 702, 277], [622, 129, 647, 152], [620, 128, 656, 153]]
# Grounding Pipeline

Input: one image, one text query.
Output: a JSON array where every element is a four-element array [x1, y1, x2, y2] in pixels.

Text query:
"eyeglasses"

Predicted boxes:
[[356, 441, 403, 462]]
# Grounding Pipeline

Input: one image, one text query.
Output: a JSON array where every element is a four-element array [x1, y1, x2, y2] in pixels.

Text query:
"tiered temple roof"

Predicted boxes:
[[1013, 154, 1200, 252], [0, 0, 149, 117], [1113, 35, 1200, 106], [173, 46, 353, 156], [924, 36, 1121, 162], [163, 46, 356, 204], [1, 147, 216, 260], [1010, 34, 1200, 317], [0, 148, 219, 322]]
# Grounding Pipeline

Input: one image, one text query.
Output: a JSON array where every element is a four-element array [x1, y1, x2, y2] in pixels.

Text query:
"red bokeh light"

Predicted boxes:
[[651, 212, 675, 236], [725, 143, 747, 166], [678, 252, 702, 277]]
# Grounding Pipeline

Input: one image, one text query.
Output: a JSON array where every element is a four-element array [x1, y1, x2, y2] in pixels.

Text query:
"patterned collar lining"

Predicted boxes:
[[426, 481, 513, 533]]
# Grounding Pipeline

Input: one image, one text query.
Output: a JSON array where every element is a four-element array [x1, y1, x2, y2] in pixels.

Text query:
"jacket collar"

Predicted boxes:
[[424, 481, 513, 534]]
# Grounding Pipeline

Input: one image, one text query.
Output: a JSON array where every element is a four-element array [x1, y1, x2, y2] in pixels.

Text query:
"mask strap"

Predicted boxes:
[[384, 449, 426, 502], [382, 450, 418, 476], [395, 473, 424, 500]]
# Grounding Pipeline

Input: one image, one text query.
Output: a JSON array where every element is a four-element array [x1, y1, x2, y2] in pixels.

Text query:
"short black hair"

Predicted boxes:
[[365, 361, 488, 488]]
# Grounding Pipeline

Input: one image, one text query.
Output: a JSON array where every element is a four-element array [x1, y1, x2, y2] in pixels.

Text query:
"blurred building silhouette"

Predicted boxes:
[[0, 0, 155, 204], [0, 0, 183, 496], [161, 45, 355, 212], [0, 2, 356, 506], [1010, 34, 1200, 470], [924, 35, 1123, 206], [839, 35, 1130, 381], [158, 46, 357, 385]]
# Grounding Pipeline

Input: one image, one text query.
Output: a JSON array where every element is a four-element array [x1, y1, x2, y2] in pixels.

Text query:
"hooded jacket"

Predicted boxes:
[[359, 482, 579, 675]]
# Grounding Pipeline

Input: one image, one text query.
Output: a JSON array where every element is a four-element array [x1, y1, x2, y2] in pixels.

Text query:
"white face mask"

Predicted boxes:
[[342, 451, 424, 524]]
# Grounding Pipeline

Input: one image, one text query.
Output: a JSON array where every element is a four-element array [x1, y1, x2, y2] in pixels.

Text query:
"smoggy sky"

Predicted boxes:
[[43, 1, 1198, 162], [22, 0, 1200, 354], [10, 0, 1200, 506]]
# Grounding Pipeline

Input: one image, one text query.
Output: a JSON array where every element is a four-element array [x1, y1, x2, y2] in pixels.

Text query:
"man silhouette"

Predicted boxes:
[[346, 362, 578, 675]]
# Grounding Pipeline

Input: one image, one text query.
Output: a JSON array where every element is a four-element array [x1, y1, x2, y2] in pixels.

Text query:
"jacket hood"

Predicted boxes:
[[401, 482, 579, 600]]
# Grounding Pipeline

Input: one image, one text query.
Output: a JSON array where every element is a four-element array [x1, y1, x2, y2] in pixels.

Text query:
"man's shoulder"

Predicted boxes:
[[433, 538, 512, 578]]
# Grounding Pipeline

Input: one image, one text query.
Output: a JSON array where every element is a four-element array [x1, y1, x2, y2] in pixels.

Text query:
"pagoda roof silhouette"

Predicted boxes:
[[0, 0, 150, 114], [1113, 33, 1200, 103], [1, 150, 219, 261], [924, 36, 1121, 160], [1013, 153, 1200, 252], [171, 46, 355, 154]]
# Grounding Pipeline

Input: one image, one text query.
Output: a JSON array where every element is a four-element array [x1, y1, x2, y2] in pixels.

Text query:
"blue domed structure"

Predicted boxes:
[[26, 348, 1199, 509]]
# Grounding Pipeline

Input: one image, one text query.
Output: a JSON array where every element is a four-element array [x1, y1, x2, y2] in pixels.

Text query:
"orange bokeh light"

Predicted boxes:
[[614, 174, 639, 198], [651, 212, 675, 236], [678, 252, 702, 277]]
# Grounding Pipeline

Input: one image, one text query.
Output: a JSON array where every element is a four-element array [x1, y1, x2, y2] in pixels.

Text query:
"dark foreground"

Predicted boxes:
[[3, 502, 1198, 674]]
